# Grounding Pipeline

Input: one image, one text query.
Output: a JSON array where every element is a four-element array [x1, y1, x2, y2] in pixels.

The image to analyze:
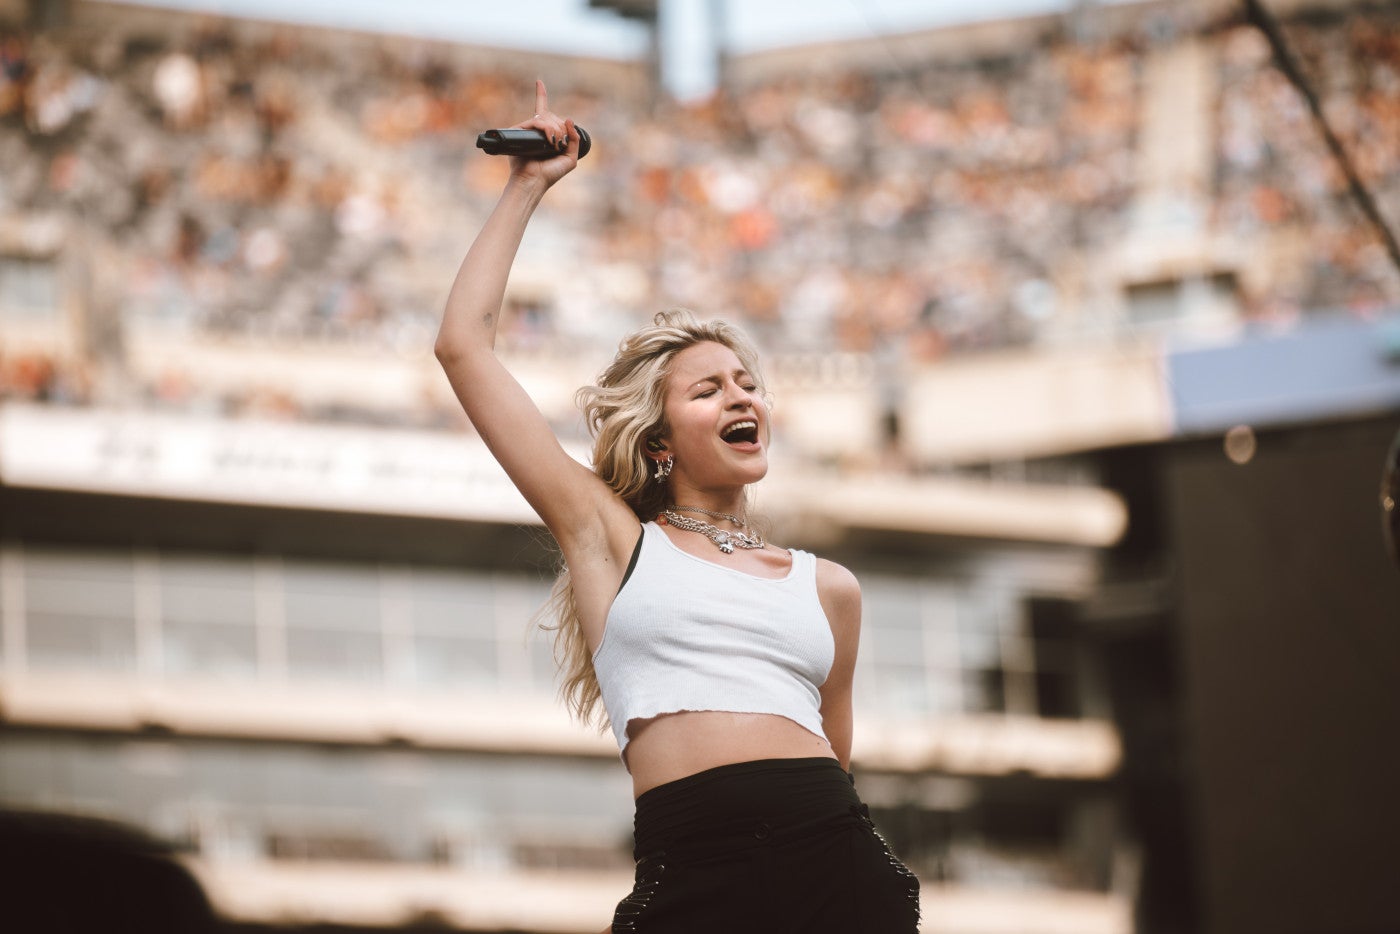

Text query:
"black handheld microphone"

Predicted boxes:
[[476, 126, 592, 160]]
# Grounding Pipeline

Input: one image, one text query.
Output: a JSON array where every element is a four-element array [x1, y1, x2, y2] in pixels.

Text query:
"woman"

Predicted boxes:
[[435, 80, 920, 933]]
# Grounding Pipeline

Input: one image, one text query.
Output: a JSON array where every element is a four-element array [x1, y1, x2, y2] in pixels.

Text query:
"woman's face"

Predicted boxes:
[[652, 341, 769, 492]]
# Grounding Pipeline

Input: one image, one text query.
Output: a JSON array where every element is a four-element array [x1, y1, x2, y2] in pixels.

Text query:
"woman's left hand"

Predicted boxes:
[[508, 79, 581, 190]]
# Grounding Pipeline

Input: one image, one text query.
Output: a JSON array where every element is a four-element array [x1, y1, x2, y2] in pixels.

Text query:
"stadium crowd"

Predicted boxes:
[[1, 1, 1398, 422], [1213, 3, 1400, 318]]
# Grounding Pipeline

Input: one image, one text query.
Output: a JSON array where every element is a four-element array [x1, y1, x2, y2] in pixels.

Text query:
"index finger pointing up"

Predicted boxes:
[[534, 79, 548, 116]]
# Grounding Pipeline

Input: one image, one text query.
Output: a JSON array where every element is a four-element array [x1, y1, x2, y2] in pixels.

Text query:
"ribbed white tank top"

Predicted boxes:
[[592, 521, 835, 760]]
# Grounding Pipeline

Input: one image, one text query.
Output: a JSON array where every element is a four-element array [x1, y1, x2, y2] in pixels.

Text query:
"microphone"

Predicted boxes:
[[476, 126, 592, 160]]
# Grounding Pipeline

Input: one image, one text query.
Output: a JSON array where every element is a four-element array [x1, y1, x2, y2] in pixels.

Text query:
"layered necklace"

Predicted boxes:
[[661, 505, 766, 554]]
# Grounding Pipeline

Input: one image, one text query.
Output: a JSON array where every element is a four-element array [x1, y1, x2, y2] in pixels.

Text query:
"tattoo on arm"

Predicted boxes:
[[482, 313, 493, 328]]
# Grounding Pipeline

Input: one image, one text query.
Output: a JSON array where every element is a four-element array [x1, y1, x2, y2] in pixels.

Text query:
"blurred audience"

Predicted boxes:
[[1213, 5, 1400, 317], [1, 2, 1397, 425]]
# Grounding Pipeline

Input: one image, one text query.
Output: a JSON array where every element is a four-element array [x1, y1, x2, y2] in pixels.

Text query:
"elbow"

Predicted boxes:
[[433, 336, 462, 366], [435, 326, 493, 366]]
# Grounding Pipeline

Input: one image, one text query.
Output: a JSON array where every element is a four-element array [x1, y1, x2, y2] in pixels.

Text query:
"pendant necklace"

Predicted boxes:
[[661, 505, 765, 555]]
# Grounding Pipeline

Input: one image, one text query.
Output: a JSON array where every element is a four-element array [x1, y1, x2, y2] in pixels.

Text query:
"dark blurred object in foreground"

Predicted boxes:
[[0, 809, 221, 934], [1383, 427, 1400, 568]]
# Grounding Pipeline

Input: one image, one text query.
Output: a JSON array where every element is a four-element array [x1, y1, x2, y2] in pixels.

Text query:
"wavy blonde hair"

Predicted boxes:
[[537, 309, 769, 729]]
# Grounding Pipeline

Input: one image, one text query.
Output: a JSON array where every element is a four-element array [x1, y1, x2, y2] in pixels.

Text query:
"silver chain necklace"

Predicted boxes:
[[668, 504, 748, 526], [662, 508, 766, 555]]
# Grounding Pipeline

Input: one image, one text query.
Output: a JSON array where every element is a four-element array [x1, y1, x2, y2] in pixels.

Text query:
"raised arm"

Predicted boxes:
[[436, 81, 572, 356], [434, 82, 636, 586]]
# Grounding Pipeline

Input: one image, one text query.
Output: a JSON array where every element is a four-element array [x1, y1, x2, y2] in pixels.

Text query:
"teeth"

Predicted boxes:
[[722, 420, 757, 440]]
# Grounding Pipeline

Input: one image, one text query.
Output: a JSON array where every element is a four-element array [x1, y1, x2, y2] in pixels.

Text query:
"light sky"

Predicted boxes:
[[108, 0, 1118, 97]]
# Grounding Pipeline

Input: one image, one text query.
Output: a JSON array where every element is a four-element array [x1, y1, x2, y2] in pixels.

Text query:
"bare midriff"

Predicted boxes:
[[624, 710, 837, 797]]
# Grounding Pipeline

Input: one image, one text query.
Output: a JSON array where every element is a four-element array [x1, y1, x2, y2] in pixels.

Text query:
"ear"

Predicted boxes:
[[644, 437, 668, 456]]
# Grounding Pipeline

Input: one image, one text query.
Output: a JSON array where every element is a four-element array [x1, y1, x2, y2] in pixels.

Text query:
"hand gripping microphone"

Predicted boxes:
[[476, 126, 592, 160]]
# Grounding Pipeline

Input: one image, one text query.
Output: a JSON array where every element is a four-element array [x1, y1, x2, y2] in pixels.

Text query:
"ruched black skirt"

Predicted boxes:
[[611, 757, 921, 933]]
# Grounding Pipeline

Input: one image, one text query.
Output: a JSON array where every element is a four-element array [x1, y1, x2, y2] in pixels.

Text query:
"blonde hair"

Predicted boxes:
[[538, 309, 768, 728]]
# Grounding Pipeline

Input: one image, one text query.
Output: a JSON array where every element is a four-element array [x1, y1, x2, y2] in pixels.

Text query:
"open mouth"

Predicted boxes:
[[721, 420, 759, 446]]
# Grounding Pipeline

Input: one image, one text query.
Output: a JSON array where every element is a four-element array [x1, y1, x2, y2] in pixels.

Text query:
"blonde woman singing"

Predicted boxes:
[[435, 81, 920, 933]]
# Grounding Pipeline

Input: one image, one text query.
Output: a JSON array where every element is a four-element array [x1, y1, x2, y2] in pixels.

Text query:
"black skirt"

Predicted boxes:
[[611, 757, 921, 933]]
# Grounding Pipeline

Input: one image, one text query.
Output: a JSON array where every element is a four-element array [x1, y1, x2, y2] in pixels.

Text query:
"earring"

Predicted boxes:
[[653, 453, 673, 482]]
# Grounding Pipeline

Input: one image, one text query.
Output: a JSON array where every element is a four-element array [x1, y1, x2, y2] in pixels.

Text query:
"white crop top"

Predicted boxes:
[[591, 521, 836, 762]]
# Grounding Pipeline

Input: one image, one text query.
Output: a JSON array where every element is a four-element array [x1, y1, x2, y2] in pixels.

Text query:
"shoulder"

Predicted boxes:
[[813, 557, 861, 625], [814, 556, 859, 597]]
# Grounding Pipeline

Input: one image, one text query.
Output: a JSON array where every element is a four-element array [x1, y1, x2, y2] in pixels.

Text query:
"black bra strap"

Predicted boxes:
[[616, 526, 645, 595]]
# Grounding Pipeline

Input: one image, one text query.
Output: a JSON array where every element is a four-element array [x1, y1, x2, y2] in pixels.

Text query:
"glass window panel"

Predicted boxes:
[[26, 550, 135, 612], [25, 577, 132, 615], [413, 633, 495, 687], [958, 625, 1001, 669], [0, 734, 642, 870], [25, 549, 131, 581], [957, 591, 1002, 632], [49, 739, 130, 819], [920, 588, 962, 637], [286, 627, 381, 682], [852, 673, 879, 711], [253, 746, 317, 803], [283, 561, 380, 632], [164, 620, 258, 676], [298, 747, 375, 810], [525, 623, 556, 690], [495, 577, 553, 631], [515, 574, 558, 667], [160, 555, 256, 626], [159, 554, 254, 589], [25, 549, 138, 671], [870, 626, 923, 664], [874, 663, 930, 713], [187, 743, 266, 807], [957, 591, 1004, 669], [920, 621, 960, 669], [410, 568, 496, 636], [924, 670, 963, 716], [863, 577, 923, 631], [865, 579, 927, 678], [27, 612, 137, 671], [160, 554, 258, 675], [489, 758, 629, 823], [162, 585, 254, 626]]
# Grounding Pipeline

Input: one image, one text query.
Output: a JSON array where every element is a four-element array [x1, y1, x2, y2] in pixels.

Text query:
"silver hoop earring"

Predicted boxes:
[[653, 454, 673, 482]]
